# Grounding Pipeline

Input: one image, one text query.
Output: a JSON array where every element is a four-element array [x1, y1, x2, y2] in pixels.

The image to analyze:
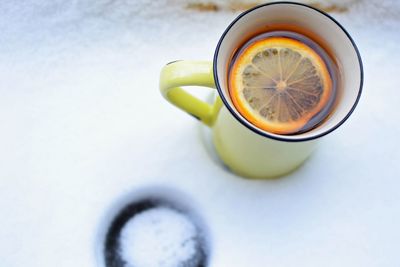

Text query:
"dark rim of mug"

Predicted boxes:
[[213, 1, 364, 143]]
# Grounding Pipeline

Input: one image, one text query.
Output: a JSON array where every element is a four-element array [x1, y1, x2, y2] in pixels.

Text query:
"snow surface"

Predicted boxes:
[[1, 1, 400, 267], [119, 206, 201, 267]]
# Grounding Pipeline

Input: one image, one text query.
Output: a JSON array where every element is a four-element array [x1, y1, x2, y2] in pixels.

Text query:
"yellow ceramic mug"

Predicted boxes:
[[160, 2, 363, 178]]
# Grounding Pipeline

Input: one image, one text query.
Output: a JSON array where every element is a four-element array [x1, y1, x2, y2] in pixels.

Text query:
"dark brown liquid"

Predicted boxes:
[[228, 30, 340, 135]]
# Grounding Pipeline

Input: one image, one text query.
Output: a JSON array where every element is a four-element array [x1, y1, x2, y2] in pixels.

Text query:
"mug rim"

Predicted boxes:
[[213, 1, 363, 143]]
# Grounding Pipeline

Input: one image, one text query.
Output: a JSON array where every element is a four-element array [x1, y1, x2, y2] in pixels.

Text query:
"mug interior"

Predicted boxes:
[[214, 2, 363, 142]]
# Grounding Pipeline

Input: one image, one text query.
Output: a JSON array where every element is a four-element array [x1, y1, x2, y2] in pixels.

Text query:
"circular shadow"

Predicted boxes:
[[96, 187, 211, 267]]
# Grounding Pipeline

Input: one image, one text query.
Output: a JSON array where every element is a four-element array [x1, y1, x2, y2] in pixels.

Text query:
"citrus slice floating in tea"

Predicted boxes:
[[229, 37, 333, 135]]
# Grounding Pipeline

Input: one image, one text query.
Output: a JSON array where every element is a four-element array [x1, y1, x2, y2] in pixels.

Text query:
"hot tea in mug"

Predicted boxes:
[[159, 2, 362, 178], [228, 27, 340, 135]]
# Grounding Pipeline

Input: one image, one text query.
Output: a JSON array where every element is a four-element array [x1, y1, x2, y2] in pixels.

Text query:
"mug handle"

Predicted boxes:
[[159, 60, 221, 127]]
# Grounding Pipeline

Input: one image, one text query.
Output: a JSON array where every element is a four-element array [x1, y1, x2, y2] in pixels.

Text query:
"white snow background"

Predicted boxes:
[[1, 0, 400, 266]]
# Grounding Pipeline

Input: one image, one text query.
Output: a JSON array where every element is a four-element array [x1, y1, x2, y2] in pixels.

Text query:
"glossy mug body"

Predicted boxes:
[[159, 2, 363, 179], [213, 104, 317, 178]]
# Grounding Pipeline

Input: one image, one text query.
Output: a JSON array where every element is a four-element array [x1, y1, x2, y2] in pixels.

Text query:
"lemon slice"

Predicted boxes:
[[229, 37, 333, 134]]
